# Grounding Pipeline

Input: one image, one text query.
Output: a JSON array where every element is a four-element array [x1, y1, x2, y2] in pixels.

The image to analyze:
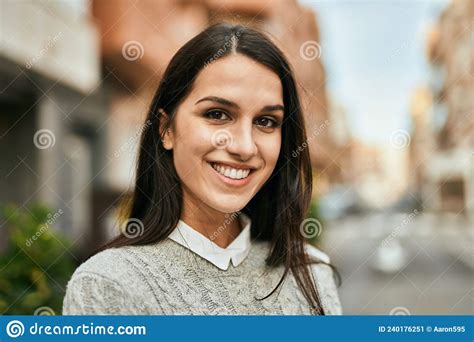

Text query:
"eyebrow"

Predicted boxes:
[[195, 96, 285, 113]]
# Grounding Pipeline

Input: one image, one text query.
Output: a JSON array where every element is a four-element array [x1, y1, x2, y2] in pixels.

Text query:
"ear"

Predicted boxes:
[[158, 109, 174, 150]]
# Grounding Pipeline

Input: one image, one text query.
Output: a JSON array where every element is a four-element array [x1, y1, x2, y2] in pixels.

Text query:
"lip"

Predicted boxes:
[[207, 162, 255, 187]]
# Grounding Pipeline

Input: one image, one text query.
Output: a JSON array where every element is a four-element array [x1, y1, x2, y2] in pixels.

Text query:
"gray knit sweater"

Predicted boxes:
[[62, 239, 342, 315]]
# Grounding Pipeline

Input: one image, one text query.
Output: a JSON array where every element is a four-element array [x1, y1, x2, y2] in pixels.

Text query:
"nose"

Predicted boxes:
[[226, 122, 257, 161]]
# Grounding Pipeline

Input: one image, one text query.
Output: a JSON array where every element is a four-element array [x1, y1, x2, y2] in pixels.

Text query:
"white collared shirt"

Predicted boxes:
[[167, 213, 251, 270]]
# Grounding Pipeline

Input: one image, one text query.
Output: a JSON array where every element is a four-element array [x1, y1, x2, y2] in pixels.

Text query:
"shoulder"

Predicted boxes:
[[247, 241, 331, 265], [62, 246, 147, 315], [305, 243, 331, 264], [304, 244, 343, 314], [70, 247, 134, 281]]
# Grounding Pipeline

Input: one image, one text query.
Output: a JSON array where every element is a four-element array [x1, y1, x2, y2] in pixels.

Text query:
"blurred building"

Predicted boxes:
[[411, 0, 473, 222], [409, 86, 434, 195], [350, 140, 395, 207], [314, 99, 352, 194], [0, 1, 104, 253]]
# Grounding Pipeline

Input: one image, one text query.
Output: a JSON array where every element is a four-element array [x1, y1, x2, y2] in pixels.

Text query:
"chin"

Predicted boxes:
[[206, 194, 249, 214]]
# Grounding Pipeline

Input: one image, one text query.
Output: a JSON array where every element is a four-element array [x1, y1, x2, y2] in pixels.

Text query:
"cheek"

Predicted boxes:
[[171, 122, 213, 177], [259, 134, 281, 173]]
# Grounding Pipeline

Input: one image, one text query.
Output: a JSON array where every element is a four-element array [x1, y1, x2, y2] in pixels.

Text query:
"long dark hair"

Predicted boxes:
[[94, 23, 336, 315]]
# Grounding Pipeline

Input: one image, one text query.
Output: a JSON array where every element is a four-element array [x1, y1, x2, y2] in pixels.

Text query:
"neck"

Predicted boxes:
[[181, 191, 242, 248]]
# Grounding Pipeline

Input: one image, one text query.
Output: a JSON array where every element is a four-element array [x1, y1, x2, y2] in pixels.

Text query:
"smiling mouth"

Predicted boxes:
[[210, 162, 252, 180]]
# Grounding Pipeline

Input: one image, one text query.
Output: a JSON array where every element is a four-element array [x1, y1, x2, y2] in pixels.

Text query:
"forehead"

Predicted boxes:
[[188, 54, 283, 107]]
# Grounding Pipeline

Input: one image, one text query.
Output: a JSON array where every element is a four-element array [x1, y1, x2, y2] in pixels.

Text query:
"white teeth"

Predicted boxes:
[[211, 163, 251, 180]]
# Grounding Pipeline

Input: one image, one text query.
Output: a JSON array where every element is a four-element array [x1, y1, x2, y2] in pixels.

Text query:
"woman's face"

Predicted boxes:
[[162, 54, 284, 214]]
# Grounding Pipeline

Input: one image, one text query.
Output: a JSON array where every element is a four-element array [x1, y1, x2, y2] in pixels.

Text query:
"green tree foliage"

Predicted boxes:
[[0, 204, 76, 315]]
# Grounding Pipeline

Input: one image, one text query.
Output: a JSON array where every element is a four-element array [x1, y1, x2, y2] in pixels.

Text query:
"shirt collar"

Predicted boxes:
[[167, 213, 251, 270]]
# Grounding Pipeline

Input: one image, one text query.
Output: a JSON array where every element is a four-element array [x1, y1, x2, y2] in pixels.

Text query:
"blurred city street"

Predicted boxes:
[[322, 212, 473, 315]]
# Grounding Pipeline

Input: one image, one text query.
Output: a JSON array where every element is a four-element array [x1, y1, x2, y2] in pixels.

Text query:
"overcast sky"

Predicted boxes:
[[301, 0, 449, 145]]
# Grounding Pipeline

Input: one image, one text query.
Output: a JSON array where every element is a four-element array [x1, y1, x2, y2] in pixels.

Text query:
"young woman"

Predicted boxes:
[[63, 23, 342, 315]]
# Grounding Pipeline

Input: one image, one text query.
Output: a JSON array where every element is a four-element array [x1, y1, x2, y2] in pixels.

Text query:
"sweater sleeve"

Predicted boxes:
[[305, 243, 343, 315], [62, 272, 139, 315], [313, 263, 343, 315]]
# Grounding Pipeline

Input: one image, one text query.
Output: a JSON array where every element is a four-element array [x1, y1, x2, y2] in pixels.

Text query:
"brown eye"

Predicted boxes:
[[204, 110, 230, 121], [255, 117, 278, 128]]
